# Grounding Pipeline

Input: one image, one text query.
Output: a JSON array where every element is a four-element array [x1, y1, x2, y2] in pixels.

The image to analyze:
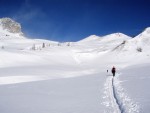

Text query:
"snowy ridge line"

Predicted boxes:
[[113, 75, 140, 113]]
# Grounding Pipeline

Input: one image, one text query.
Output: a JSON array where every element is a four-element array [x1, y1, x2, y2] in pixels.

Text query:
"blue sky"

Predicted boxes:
[[0, 0, 150, 41]]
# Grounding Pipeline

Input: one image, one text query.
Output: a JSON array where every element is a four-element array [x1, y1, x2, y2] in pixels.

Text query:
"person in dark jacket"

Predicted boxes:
[[111, 66, 116, 77]]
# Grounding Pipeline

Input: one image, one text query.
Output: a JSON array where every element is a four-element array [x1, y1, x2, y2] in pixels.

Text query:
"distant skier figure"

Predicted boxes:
[[111, 66, 116, 77]]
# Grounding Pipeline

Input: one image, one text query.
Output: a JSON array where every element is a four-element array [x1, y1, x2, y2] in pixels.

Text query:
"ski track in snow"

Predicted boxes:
[[102, 75, 140, 113], [102, 76, 121, 113]]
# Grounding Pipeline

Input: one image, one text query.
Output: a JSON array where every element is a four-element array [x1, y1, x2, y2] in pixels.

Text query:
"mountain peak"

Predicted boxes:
[[102, 32, 131, 40], [134, 27, 150, 38], [108, 32, 130, 37], [143, 27, 150, 34], [79, 35, 100, 42], [0, 17, 23, 35]]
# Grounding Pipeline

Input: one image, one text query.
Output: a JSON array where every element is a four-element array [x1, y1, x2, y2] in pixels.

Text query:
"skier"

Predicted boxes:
[[111, 66, 116, 77]]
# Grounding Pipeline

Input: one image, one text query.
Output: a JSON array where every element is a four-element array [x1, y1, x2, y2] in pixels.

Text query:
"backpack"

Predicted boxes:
[[112, 67, 116, 73]]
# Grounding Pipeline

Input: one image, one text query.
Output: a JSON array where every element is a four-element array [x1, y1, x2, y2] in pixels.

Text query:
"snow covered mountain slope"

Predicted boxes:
[[77, 33, 131, 52], [0, 18, 150, 113], [78, 35, 101, 42], [111, 27, 150, 63], [133, 27, 150, 51]]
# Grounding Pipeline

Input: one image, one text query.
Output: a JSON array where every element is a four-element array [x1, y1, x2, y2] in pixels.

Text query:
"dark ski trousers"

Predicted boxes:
[[112, 72, 115, 77]]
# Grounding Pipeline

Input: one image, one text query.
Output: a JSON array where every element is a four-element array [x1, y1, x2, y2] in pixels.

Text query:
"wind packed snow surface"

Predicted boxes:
[[0, 18, 150, 113]]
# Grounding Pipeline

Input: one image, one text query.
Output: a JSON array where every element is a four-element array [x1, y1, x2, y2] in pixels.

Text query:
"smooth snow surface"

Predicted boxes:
[[0, 26, 150, 113]]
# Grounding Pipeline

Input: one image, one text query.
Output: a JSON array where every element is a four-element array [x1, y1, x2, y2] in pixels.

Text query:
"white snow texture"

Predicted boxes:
[[0, 18, 150, 113]]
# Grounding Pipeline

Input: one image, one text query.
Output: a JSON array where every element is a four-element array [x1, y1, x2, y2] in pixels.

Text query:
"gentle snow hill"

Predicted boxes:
[[0, 18, 60, 67], [98, 33, 131, 51], [74, 31, 150, 70], [135, 27, 150, 39], [134, 27, 150, 50], [78, 35, 101, 42], [74, 33, 131, 58], [78, 33, 131, 44], [114, 27, 150, 54]]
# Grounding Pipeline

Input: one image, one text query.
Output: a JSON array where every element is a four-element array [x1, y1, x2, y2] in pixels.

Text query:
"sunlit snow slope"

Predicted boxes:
[[0, 18, 150, 113]]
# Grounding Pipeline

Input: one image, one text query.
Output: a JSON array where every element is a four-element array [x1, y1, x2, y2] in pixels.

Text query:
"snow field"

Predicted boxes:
[[0, 25, 150, 113]]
